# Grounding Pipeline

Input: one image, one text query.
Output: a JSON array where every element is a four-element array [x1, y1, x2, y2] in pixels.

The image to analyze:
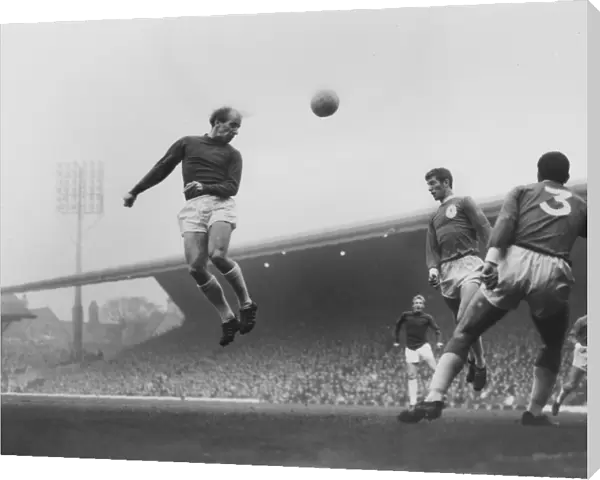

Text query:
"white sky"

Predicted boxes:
[[0, 1, 588, 319]]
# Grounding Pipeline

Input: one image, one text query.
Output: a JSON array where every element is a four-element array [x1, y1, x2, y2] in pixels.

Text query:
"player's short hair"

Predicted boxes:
[[425, 168, 453, 188], [413, 295, 425, 303], [537, 151, 570, 185], [209, 106, 240, 127]]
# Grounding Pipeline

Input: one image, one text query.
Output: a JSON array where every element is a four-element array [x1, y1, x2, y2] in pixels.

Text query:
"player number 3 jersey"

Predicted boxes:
[[490, 181, 587, 263]]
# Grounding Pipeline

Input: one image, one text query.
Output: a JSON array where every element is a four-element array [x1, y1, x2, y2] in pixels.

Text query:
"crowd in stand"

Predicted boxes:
[[2, 316, 587, 409]]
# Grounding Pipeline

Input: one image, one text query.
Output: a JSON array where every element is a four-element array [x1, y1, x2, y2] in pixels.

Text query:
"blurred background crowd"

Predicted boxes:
[[1, 293, 587, 409]]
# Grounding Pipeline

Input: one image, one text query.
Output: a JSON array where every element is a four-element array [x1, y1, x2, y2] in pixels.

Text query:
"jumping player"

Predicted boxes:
[[552, 314, 587, 416], [399, 152, 587, 426], [425, 168, 492, 391], [123, 107, 258, 347], [394, 295, 443, 409]]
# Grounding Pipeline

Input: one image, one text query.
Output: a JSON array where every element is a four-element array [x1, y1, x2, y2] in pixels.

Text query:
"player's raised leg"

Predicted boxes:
[[430, 291, 504, 400], [457, 281, 487, 390], [183, 231, 239, 346], [208, 220, 258, 335], [443, 296, 475, 375]]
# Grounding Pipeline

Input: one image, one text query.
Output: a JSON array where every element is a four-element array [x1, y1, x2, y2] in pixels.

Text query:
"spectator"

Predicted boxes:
[[10, 314, 585, 410]]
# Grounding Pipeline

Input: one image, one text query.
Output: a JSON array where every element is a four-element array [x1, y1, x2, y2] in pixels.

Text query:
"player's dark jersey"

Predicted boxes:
[[489, 181, 587, 263], [130, 135, 243, 200], [571, 315, 587, 347], [426, 196, 492, 269], [395, 311, 441, 350]]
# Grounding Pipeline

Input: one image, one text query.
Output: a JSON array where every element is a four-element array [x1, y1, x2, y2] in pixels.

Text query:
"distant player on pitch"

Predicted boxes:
[[123, 107, 258, 347], [552, 314, 587, 416], [394, 295, 443, 409], [425, 168, 492, 391], [399, 152, 587, 426]]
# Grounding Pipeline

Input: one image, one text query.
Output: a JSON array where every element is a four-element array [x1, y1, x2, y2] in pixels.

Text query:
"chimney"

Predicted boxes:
[[88, 301, 100, 325]]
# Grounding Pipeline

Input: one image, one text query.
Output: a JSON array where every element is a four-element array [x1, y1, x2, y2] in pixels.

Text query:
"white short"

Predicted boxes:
[[572, 343, 587, 372], [177, 195, 237, 236], [439, 255, 484, 300], [405, 343, 435, 365], [482, 245, 574, 319]]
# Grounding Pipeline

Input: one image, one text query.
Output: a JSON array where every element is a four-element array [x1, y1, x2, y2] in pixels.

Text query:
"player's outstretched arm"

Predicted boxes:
[[126, 139, 185, 203], [463, 196, 492, 249], [201, 150, 243, 198]]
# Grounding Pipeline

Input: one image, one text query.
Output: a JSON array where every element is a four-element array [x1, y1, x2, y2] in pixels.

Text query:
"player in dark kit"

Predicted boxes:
[[399, 152, 587, 426], [552, 314, 587, 416], [123, 107, 258, 347], [425, 168, 492, 391], [394, 295, 443, 408]]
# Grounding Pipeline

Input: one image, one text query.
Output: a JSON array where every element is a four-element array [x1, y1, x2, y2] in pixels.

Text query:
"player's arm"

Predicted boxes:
[[201, 150, 243, 198], [484, 186, 521, 264], [129, 139, 185, 197], [394, 315, 405, 346], [425, 220, 441, 286], [463, 196, 492, 248], [428, 315, 443, 347]]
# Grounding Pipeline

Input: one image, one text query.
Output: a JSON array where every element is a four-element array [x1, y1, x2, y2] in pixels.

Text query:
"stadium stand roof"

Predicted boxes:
[[0, 182, 587, 295]]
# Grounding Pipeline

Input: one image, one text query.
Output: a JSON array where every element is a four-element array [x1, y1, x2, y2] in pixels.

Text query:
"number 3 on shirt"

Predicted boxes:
[[540, 186, 572, 217]]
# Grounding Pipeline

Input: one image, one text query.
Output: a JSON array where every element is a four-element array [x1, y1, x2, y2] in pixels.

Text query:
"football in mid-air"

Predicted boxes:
[[310, 90, 339, 118]]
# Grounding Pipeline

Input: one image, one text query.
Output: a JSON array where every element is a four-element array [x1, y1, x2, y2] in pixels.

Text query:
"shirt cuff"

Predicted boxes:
[[485, 247, 502, 264]]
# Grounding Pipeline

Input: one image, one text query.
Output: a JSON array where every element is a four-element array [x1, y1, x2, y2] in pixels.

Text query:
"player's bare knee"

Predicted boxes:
[[209, 247, 229, 268], [445, 332, 472, 362], [188, 261, 210, 284], [407, 370, 417, 380]]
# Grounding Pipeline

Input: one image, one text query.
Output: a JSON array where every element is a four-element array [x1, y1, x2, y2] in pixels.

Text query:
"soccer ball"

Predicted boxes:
[[310, 90, 340, 118]]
